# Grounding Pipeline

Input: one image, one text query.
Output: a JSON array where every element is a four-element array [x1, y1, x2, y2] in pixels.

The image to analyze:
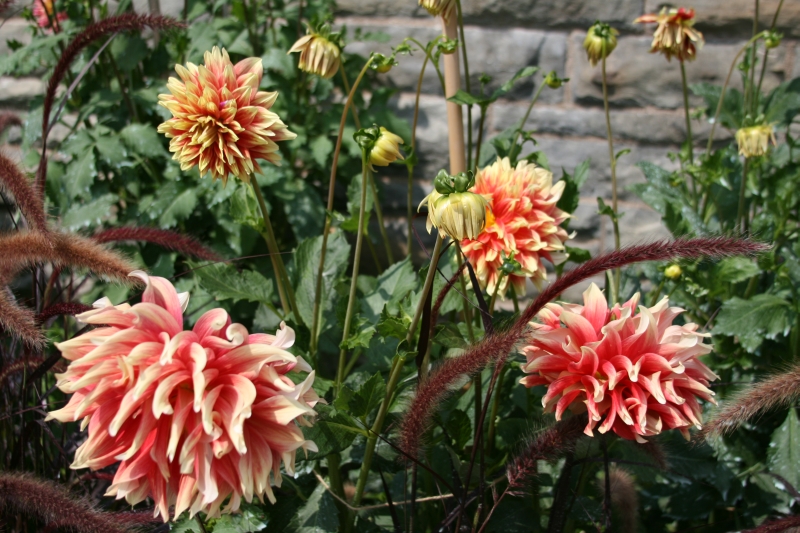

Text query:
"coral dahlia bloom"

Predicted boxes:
[[736, 124, 777, 158], [158, 47, 296, 185], [521, 283, 718, 442], [33, 0, 67, 32], [47, 272, 319, 521], [461, 158, 569, 297], [634, 8, 704, 62]]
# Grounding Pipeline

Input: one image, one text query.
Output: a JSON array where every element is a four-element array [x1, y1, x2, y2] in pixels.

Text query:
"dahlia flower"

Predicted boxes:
[[370, 127, 405, 168], [584, 22, 618, 66], [288, 28, 341, 79], [47, 272, 319, 521], [634, 8, 704, 62], [157, 47, 296, 185], [736, 124, 777, 158], [461, 158, 569, 298], [419, 170, 488, 241], [33, 0, 66, 32], [521, 283, 717, 442], [419, 0, 456, 22]]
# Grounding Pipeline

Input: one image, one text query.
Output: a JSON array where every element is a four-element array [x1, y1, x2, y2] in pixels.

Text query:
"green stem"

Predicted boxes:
[[510, 82, 546, 162], [369, 174, 394, 266], [680, 61, 695, 167], [310, 57, 374, 356], [756, 0, 785, 100], [327, 453, 348, 530], [738, 157, 749, 232], [406, 37, 446, 92], [459, 271, 475, 343], [486, 365, 507, 455], [408, 235, 445, 348], [337, 149, 371, 394], [251, 179, 291, 317], [474, 105, 487, 174], [601, 56, 621, 304], [407, 44, 432, 254], [456, 0, 472, 170], [747, 0, 760, 116]]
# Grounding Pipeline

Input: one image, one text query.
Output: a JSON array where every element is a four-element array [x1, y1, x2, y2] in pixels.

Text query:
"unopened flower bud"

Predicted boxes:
[[419, 0, 455, 21], [764, 30, 783, 49], [437, 38, 459, 55], [419, 170, 488, 240], [288, 25, 342, 79], [584, 22, 618, 66], [371, 53, 397, 73], [664, 264, 682, 279], [370, 127, 404, 167], [543, 71, 568, 89], [735, 123, 777, 158]]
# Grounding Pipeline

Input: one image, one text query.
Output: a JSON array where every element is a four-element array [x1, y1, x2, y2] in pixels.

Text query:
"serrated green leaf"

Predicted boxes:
[[292, 233, 351, 331], [713, 256, 761, 285], [768, 410, 800, 493], [65, 150, 97, 200], [285, 484, 339, 533], [714, 294, 794, 352], [444, 409, 472, 449], [212, 503, 268, 533], [556, 159, 590, 217], [376, 306, 410, 338], [61, 193, 118, 230], [158, 186, 198, 228], [362, 258, 417, 322], [491, 66, 539, 101], [189, 262, 275, 307], [302, 404, 363, 459], [347, 373, 386, 419], [120, 123, 167, 158], [230, 185, 264, 231], [170, 514, 202, 532], [309, 135, 334, 167]]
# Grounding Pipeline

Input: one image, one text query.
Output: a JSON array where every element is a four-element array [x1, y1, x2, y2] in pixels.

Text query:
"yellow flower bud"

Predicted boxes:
[[664, 264, 682, 279], [735, 124, 776, 158], [288, 31, 341, 79], [584, 22, 618, 66], [419, 0, 455, 21], [419, 189, 487, 241], [370, 127, 404, 168]]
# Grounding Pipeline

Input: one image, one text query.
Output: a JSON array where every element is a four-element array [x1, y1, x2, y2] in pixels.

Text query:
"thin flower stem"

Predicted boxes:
[[459, 273, 476, 343], [486, 365, 506, 455], [336, 148, 371, 394], [408, 51, 430, 254], [408, 235, 445, 347], [747, 0, 760, 116], [406, 37, 446, 92], [738, 157, 749, 232], [756, 0, 785, 101], [455, 0, 473, 171], [601, 56, 621, 304], [510, 81, 546, 162], [680, 61, 694, 167], [473, 105, 487, 174], [310, 57, 374, 356], [251, 179, 291, 317]]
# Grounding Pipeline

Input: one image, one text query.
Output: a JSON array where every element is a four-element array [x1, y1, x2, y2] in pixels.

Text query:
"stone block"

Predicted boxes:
[[569, 32, 787, 109], [0, 19, 33, 56], [337, 0, 644, 31], [644, 0, 800, 38], [0, 76, 44, 107], [340, 18, 567, 102], [793, 41, 800, 79]]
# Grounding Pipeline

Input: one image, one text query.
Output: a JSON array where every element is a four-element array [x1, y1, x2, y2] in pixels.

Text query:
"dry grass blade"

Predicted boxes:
[[700, 363, 800, 438], [93, 227, 222, 261], [0, 153, 48, 231]]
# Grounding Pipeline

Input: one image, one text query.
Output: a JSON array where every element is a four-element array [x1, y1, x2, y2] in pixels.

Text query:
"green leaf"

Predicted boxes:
[[347, 372, 386, 419], [768, 410, 800, 492], [762, 77, 800, 127], [342, 174, 373, 233], [615, 148, 631, 161], [447, 89, 485, 107], [189, 262, 275, 307], [292, 233, 351, 331], [713, 256, 761, 285], [156, 185, 198, 228], [444, 409, 472, 449], [565, 246, 591, 264], [340, 320, 376, 350], [691, 82, 744, 130], [285, 484, 339, 533], [171, 514, 202, 532], [309, 135, 334, 167], [120, 123, 167, 158], [491, 66, 539, 101], [61, 193, 118, 230], [376, 307, 410, 339], [212, 503, 268, 533], [714, 294, 794, 352], [362, 258, 417, 322], [302, 405, 362, 459], [230, 185, 264, 231], [65, 150, 97, 200], [556, 159, 590, 217]]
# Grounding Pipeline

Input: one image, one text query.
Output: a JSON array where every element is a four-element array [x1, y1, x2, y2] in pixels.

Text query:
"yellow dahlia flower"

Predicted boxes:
[[634, 8, 704, 62], [736, 124, 777, 158], [419, 171, 487, 241], [419, 0, 456, 21], [461, 158, 570, 297], [288, 28, 341, 79], [584, 22, 618, 66], [157, 47, 296, 185], [370, 127, 404, 168]]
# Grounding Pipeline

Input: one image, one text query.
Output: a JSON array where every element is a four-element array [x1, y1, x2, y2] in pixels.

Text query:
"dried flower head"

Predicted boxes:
[[584, 22, 618, 66], [419, 0, 456, 22], [634, 8, 704, 62], [157, 47, 296, 185], [288, 25, 342, 79], [461, 158, 570, 298], [736, 123, 777, 158], [47, 272, 319, 521], [33, 0, 67, 32], [521, 283, 718, 442], [419, 170, 488, 241]]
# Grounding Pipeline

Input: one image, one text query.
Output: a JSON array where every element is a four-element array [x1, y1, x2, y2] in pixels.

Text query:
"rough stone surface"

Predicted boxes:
[[570, 32, 788, 109], [0, 19, 33, 56], [646, 0, 800, 38], [341, 18, 566, 103], [0, 77, 44, 106]]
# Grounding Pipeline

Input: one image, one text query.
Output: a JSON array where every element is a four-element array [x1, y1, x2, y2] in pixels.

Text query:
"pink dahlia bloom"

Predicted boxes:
[[461, 157, 570, 298], [520, 283, 717, 442], [157, 47, 296, 185], [47, 272, 319, 521], [33, 0, 67, 32]]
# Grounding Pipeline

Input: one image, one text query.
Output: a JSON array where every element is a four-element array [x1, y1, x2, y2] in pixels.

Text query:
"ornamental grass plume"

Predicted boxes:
[[461, 157, 570, 298], [584, 21, 618, 66], [288, 25, 342, 79], [736, 124, 777, 158], [47, 272, 319, 521], [33, 0, 67, 32], [634, 8, 704, 62], [158, 47, 296, 185], [521, 283, 718, 442]]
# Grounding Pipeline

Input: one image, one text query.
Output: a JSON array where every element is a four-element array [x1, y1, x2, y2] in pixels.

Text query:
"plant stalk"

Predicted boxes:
[[601, 56, 621, 304], [408, 50, 430, 254], [510, 81, 546, 162], [680, 60, 695, 166]]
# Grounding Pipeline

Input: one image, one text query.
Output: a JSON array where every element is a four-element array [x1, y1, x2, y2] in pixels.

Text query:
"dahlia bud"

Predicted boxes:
[[419, 170, 488, 240], [543, 71, 568, 89], [288, 24, 342, 79], [371, 53, 397, 74], [354, 125, 405, 169], [664, 264, 682, 279], [584, 22, 618, 66], [437, 38, 459, 55], [764, 30, 783, 49], [419, 0, 456, 21], [735, 123, 777, 158]]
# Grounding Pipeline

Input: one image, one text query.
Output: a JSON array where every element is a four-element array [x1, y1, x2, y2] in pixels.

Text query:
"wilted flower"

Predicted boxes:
[[634, 8, 704, 62], [736, 123, 777, 158], [158, 47, 296, 185], [521, 283, 718, 442], [584, 22, 618, 66], [33, 0, 67, 32], [461, 158, 570, 297], [419, 170, 488, 241], [419, 0, 456, 22], [370, 127, 405, 167], [664, 264, 682, 279], [288, 25, 342, 79], [47, 272, 319, 521]]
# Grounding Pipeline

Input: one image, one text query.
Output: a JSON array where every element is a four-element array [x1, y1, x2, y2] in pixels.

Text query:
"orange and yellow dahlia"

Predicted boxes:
[[157, 47, 296, 185], [461, 158, 569, 297], [634, 8, 704, 62], [47, 272, 319, 521], [521, 283, 717, 442]]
